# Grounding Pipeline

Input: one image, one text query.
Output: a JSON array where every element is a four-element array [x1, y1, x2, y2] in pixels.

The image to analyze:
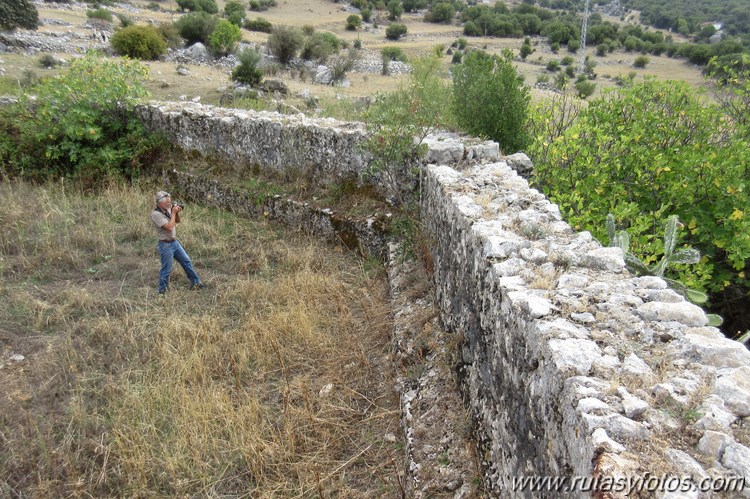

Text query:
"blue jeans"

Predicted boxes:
[[157, 240, 201, 293]]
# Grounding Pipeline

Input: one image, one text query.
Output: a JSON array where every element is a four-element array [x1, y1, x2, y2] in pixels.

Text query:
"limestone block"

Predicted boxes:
[[666, 448, 709, 480], [636, 288, 684, 302], [591, 428, 625, 453], [713, 367, 750, 417], [621, 353, 654, 378], [675, 333, 750, 369], [636, 301, 708, 327], [697, 430, 733, 460], [547, 338, 602, 374], [582, 413, 650, 440], [694, 395, 737, 431], [423, 138, 464, 164], [721, 443, 750, 481], [579, 247, 626, 272], [577, 397, 612, 414], [617, 387, 650, 419]]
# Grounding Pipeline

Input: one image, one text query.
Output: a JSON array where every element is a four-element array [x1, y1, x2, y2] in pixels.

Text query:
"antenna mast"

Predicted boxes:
[[578, 0, 591, 74]]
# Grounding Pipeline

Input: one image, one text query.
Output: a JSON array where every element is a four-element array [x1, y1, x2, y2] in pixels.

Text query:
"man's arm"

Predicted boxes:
[[161, 206, 182, 231]]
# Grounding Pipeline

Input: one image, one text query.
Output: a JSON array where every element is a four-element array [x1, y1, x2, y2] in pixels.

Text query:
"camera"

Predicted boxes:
[[172, 202, 184, 209]]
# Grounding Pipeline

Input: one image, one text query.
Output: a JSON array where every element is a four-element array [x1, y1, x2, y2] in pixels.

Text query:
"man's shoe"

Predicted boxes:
[[189, 282, 206, 290]]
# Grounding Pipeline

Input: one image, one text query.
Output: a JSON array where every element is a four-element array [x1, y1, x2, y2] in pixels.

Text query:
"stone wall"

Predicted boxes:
[[136, 102, 750, 497]]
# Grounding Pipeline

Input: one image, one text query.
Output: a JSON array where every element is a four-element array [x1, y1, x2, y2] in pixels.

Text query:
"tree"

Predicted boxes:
[[232, 47, 263, 86], [385, 23, 407, 40], [387, 0, 402, 21], [452, 49, 530, 153], [209, 19, 241, 55], [267, 25, 304, 64], [111, 24, 167, 60], [0, 0, 38, 31], [346, 14, 361, 31], [176, 0, 218, 13], [427, 2, 455, 23], [224, 0, 245, 26], [175, 12, 216, 45]]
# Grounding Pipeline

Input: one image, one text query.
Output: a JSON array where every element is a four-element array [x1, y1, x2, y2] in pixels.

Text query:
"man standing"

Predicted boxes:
[[151, 190, 205, 294]]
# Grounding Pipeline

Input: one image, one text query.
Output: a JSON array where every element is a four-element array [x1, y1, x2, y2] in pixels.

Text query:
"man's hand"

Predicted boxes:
[[172, 205, 183, 213]]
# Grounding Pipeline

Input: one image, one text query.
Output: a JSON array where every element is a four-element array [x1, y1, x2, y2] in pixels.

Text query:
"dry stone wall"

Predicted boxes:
[[135, 102, 750, 497]]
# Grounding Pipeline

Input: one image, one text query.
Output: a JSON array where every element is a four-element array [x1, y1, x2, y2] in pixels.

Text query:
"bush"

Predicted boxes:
[[86, 8, 113, 22], [267, 25, 304, 64], [381, 46, 407, 62], [360, 8, 371, 22], [451, 51, 462, 64], [111, 25, 167, 60], [385, 23, 407, 40], [175, 12, 216, 45], [249, 0, 276, 11], [567, 39, 580, 53], [38, 54, 60, 68], [387, 0, 402, 20], [426, 2, 454, 23], [452, 49, 530, 153], [232, 47, 263, 86], [209, 19, 241, 55], [633, 55, 650, 68], [176, 0, 218, 13], [0, 0, 38, 30], [546, 59, 560, 71], [574, 79, 595, 98], [346, 14, 361, 31], [520, 42, 533, 59], [156, 22, 183, 48], [8, 53, 160, 182], [244, 17, 272, 33], [528, 79, 750, 301], [301, 31, 340, 62]]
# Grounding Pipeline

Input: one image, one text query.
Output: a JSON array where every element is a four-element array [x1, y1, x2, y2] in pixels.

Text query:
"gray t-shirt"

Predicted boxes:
[[151, 208, 176, 241]]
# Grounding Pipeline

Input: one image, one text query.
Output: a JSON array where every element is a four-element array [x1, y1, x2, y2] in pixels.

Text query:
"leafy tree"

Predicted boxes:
[[111, 25, 168, 60], [224, 0, 245, 26], [520, 40, 533, 59], [209, 19, 241, 55], [8, 53, 160, 182], [346, 14, 361, 31], [387, 0, 402, 21], [0, 0, 38, 31], [574, 79, 596, 98], [175, 12, 216, 45], [385, 23, 407, 40], [267, 25, 304, 64], [176, 0, 218, 13], [528, 79, 750, 304], [427, 2, 455, 23], [232, 47, 263, 86], [382, 46, 408, 62], [452, 49, 530, 153], [301, 31, 340, 62]]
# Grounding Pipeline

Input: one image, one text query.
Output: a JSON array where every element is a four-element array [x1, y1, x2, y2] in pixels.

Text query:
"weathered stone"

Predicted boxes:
[[579, 247, 626, 272], [571, 312, 596, 324], [694, 395, 738, 431], [666, 448, 709, 480], [721, 443, 750, 482], [617, 387, 650, 419], [621, 353, 654, 378], [591, 428, 625, 453], [636, 301, 708, 327], [713, 367, 750, 417], [676, 333, 750, 369], [262, 78, 289, 95], [547, 338, 601, 374], [697, 430, 733, 460], [582, 413, 650, 440]]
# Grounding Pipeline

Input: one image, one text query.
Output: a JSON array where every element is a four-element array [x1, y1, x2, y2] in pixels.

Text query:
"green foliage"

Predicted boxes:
[[176, 0, 218, 13], [87, 8, 113, 22], [520, 42, 533, 59], [451, 51, 462, 64], [38, 54, 60, 69], [385, 23, 407, 40], [175, 12, 216, 45], [209, 19, 241, 56], [301, 31, 341, 62], [381, 46, 408, 62], [452, 49, 530, 153], [574, 79, 596, 98], [156, 22, 183, 49], [6, 53, 161, 183], [706, 54, 750, 129], [528, 79, 750, 297], [426, 2, 455, 23], [633, 55, 650, 68], [387, 0, 402, 20], [111, 24, 168, 60], [0, 0, 39, 30], [116, 13, 134, 28], [267, 25, 304, 64], [249, 0, 276, 11], [232, 48, 263, 86], [224, 0, 245, 21], [346, 14, 362, 31], [364, 56, 453, 204], [244, 17, 272, 33]]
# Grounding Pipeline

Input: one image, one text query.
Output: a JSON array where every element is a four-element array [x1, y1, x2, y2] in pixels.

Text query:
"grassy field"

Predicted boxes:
[[0, 180, 403, 497], [0, 0, 710, 107]]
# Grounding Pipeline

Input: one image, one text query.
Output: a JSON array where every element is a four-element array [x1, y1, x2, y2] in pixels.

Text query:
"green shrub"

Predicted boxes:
[[267, 25, 304, 64], [361, 8, 371, 22], [561, 55, 574, 66], [574, 79, 595, 98], [147, 2, 161, 11], [0, 0, 38, 30], [302, 31, 340, 62], [224, 0, 245, 21], [346, 14, 362, 31], [111, 25, 168, 60], [520, 42, 532, 59], [426, 2, 454, 23], [381, 46, 407, 62], [176, 0, 218, 13], [528, 79, 750, 298], [38, 54, 60, 69], [86, 8, 113, 22], [209, 19, 241, 55], [8, 53, 160, 182], [116, 13, 134, 28], [452, 49, 530, 153], [244, 17, 272, 33], [249, 0, 275, 11], [567, 39, 580, 53], [633, 55, 650, 68], [546, 59, 560, 71], [456, 37, 468, 50], [451, 51, 462, 64], [232, 47, 263, 86], [175, 12, 216, 45], [385, 23, 407, 40], [156, 22, 183, 48], [386, 0, 402, 21]]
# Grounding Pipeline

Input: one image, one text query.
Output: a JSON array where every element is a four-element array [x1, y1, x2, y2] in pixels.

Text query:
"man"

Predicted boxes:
[[151, 190, 205, 294]]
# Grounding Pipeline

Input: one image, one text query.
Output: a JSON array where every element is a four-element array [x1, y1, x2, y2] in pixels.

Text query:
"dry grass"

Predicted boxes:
[[0, 180, 403, 497]]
